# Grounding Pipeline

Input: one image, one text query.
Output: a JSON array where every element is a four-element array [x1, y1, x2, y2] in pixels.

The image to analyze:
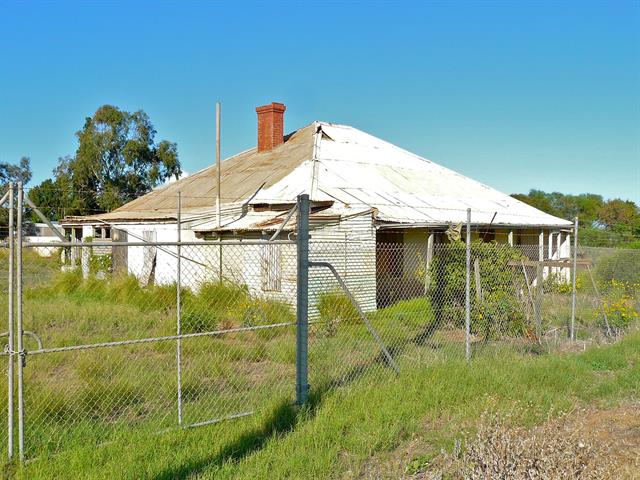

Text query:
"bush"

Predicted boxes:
[[317, 290, 359, 336], [182, 282, 249, 333], [602, 279, 638, 332], [243, 298, 295, 339], [89, 254, 111, 274], [543, 272, 573, 294], [429, 241, 528, 338], [181, 282, 294, 336], [594, 249, 640, 293]]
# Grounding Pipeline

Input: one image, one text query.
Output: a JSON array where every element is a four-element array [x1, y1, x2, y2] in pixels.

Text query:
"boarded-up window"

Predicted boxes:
[[112, 229, 128, 274], [141, 230, 157, 287], [261, 244, 282, 292]]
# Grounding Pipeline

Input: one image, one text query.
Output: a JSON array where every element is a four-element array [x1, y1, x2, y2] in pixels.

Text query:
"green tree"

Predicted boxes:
[[28, 156, 90, 220], [29, 105, 181, 218], [0, 157, 32, 232], [597, 199, 639, 233], [0, 156, 32, 188], [511, 190, 560, 217], [511, 189, 639, 247], [429, 241, 528, 339]]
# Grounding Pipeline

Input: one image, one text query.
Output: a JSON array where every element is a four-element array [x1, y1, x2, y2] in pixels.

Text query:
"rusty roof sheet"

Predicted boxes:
[[63, 124, 315, 224]]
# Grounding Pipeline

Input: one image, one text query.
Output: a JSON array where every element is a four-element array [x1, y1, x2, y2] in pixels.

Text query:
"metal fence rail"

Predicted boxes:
[[0, 187, 637, 461]]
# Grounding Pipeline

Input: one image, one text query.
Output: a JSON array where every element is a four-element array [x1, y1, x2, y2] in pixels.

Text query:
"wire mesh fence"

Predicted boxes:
[[0, 192, 638, 462], [8, 241, 299, 459]]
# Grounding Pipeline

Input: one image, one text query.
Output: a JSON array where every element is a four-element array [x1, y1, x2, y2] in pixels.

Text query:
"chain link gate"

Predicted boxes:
[[2, 186, 317, 461]]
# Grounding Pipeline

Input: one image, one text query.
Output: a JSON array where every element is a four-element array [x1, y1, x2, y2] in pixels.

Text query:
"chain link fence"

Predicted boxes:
[[0, 191, 638, 461]]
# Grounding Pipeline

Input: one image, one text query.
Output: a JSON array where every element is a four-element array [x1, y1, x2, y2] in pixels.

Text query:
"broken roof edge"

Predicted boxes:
[[195, 207, 375, 233]]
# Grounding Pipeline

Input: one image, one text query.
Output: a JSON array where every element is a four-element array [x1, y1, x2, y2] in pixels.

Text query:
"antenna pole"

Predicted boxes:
[[216, 102, 221, 228]]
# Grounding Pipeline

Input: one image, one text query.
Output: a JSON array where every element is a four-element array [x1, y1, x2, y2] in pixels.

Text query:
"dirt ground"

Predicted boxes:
[[569, 403, 640, 479], [350, 403, 640, 479]]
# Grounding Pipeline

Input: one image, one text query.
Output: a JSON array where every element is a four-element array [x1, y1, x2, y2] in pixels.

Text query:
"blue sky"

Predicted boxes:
[[1, 0, 638, 202]]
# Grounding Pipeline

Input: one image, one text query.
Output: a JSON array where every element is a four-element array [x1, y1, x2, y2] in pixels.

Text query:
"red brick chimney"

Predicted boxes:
[[256, 102, 286, 152]]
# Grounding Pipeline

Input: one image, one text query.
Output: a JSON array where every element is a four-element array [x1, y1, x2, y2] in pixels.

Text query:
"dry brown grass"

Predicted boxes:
[[405, 403, 640, 480], [355, 403, 640, 479], [439, 414, 611, 479]]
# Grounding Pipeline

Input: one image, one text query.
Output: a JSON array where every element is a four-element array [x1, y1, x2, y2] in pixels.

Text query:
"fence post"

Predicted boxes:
[[296, 194, 310, 405], [176, 192, 183, 425], [423, 232, 434, 294], [536, 230, 544, 341], [465, 208, 471, 362], [16, 182, 24, 461], [570, 217, 578, 341], [7, 183, 14, 459]]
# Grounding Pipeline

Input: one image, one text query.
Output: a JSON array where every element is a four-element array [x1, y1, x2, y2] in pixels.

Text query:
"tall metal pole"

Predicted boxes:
[[216, 102, 221, 227], [570, 217, 578, 341], [7, 184, 14, 459], [16, 183, 24, 460], [216, 102, 222, 283], [296, 194, 310, 405], [176, 192, 182, 425], [465, 208, 471, 362]]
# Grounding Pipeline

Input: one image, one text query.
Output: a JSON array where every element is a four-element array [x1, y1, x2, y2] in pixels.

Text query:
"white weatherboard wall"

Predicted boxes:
[[79, 214, 377, 316], [101, 222, 204, 289], [218, 242, 298, 305], [309, 214, 377, 314]]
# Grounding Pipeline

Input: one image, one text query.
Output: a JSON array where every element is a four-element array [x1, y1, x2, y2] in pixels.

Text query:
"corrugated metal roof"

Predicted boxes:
[[66, 120, 571, 228], [248, 122, 571, 228]]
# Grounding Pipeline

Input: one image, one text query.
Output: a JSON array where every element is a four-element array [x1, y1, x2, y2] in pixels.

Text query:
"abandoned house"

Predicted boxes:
[[61, 102, 573, 309]]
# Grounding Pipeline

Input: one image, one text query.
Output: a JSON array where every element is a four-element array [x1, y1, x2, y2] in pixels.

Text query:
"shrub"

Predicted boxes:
[[181, 281, 293, 336], [543, 272, 573, 294], [602, 279, 638, 332], [181, 310, 219, 333], [317, 290, 359, 336], [436, 412, 613, 479], [89, 254, 111, 274], [243, 298, 295, 339], [429, 241, 528, 338], [182, 282, 249, 333], [594, 249, 640, 293]]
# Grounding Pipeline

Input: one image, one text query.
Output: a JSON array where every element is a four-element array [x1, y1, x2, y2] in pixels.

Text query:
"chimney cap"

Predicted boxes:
[[256, 102, 286, 114]]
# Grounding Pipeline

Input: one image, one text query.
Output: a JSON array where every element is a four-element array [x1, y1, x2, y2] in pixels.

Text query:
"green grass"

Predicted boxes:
[[11, 331, 638, 480], [0, 251, 637, 478]]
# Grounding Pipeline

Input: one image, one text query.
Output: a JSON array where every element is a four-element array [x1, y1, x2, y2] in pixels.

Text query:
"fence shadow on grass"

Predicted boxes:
[[152, 336, 407, 480], [140, 309, 501, 479], [152, 392, 323, 480]]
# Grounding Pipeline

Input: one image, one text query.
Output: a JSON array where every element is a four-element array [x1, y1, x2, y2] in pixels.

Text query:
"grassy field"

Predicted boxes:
[[7, 330, 638, 479], [0, 248, 637, 477]]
